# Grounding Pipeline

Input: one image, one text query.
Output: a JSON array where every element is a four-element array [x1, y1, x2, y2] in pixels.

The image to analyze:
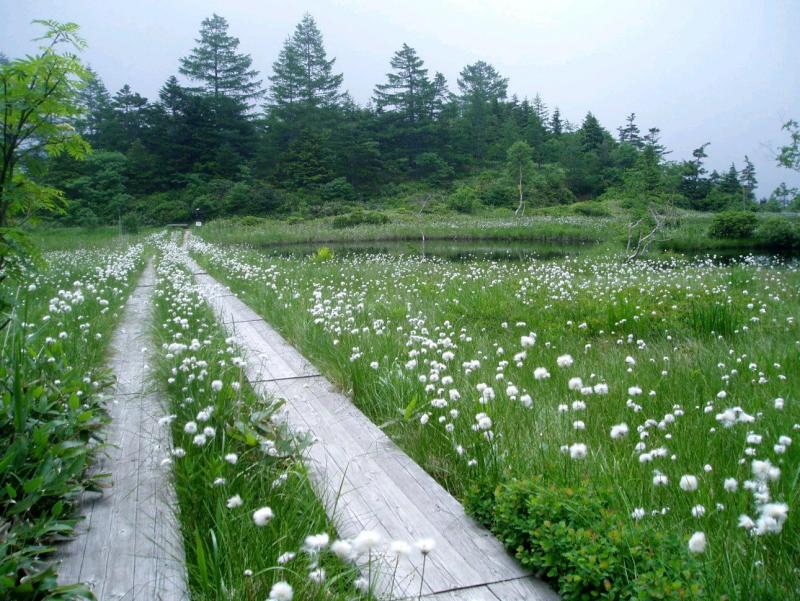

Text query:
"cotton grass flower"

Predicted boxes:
[[330, 539, 353, 560], [308, 568, 326, 584], [568, 377, 583, 391], [610, 423, 629, 439], [252, 506, 274, 526], [679, 475, 698, 491], [353, 529, 381, 554], [304, 532, 330, 551], [226, 494, 242, 509], [268, 581, 293, 601], [556, 354, 574, 368], [533, 367, 550, 380], [723, 477, 738, 492], [569, 443, 588, 460], [415, 538, 436, 555], [688, 531, 706, 553]]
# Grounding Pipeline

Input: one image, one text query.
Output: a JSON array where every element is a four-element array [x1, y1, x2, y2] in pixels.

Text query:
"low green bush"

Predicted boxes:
[[708, 211, 757, 239], [331, 209, 390, 229], [447, 186, 479, 214], [319, 177, 357, 203], [571, 202, 611, 217], [755, 216, 800, 249], [466, 477, 704, 600], [236, 215, 265, 227]]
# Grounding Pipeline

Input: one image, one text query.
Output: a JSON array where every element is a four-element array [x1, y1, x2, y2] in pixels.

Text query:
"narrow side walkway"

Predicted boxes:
[[58, 262, 187, 601], [186, 252, 557, 601]]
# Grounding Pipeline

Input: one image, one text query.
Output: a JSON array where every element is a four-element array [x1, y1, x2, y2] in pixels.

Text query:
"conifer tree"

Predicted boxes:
[[679, 142, 710, 203], [268, 14, 343, 116], [531, 93, 548, 124], [374, 43, 430, 122], [457, 61, 508, 160], [549, 107, 563, 136], [425, 72, 450, 119], [75, 66, 111, 142], [720, 163, 741, 195], [457, 61, 508, 104], [618, 113, 642, 148], [179, 13, 262, 105], [268, 38, 303, 110], [290, 14, 343, 109], [643, 127, 669, 157], [579, 112, 606, 152], [740, 155, 757, 204]]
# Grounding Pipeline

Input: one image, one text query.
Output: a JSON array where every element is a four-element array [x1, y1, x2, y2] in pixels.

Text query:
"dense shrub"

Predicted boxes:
[[236, 215, 265, 227], [72, 207, 100, 227], [140, 191, 191, 225], [414, 152, 454, 186], [319, 177, 356, 203], [465, 478, 704, 600], [755, 216, 800, 249], [708, 211, 758, 239], [571, 201, 611, 217], [480, 183, 515, 207], [447, 186, 479, 214], [331, 209, 390, 229]]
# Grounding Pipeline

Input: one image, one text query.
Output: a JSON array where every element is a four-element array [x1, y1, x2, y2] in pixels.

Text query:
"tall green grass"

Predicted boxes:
[[191, 238, 799, 600], [0, 237, 145, 597], [151, 242, 366, 600]]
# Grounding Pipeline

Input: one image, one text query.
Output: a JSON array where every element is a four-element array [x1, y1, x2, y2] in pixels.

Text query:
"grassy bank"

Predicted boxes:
[[198, 212, 616, 247], [0, 235, 145, 597], [190, 237, 799, 600], [196, 209, 800, 259]]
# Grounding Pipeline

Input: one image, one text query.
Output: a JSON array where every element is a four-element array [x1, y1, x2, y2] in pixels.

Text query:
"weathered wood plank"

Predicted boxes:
[[487, 577, 560, 601], [57, 262, 188, 600], [414, 585, 499, 600], [186, 253, 556, 601]]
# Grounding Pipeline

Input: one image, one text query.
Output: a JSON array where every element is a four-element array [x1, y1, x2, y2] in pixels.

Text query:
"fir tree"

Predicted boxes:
[[179, 13, 262, 105], [424, 72, 450, 119], [289, 14, 343, 109], [457, 61, 508, 104], [618, 113, 642, 148], [374, 43, 430, 122], [720, 163, 741, 195], [549, 107, 563, 136], [268, 37, 303, 110], [643, 127, 669, 157], [579, 112, 606, 152], [457, 61, 507, 160], [679, 142, 710, 203], [740, 155, 757, 203], [75, 66, 111, 142], [531, 93, 548, 124]]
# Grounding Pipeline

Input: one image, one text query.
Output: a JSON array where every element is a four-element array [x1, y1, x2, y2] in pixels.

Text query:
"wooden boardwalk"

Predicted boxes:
[[186, 252, 557, 600], [57, 262, 187, 600]]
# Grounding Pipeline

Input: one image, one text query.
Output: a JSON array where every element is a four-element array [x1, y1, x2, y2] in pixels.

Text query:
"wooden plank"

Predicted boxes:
[[57, 262, 188, 600], [487, 578, 560, 601], [415, 585, 499, 600]]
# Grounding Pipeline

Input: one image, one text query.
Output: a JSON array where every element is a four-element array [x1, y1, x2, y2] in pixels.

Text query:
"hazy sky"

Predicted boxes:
[[2, 0, 799, 196]]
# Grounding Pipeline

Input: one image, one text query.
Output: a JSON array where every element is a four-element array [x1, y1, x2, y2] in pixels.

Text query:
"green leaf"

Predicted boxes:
[[403, 394, 418, 421]]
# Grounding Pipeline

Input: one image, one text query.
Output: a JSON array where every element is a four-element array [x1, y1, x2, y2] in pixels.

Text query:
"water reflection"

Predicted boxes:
[[262, 240, 594, 262]]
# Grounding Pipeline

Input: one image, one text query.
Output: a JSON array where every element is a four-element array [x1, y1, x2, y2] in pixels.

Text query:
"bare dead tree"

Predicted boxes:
[[625, 204, 677, 261]]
